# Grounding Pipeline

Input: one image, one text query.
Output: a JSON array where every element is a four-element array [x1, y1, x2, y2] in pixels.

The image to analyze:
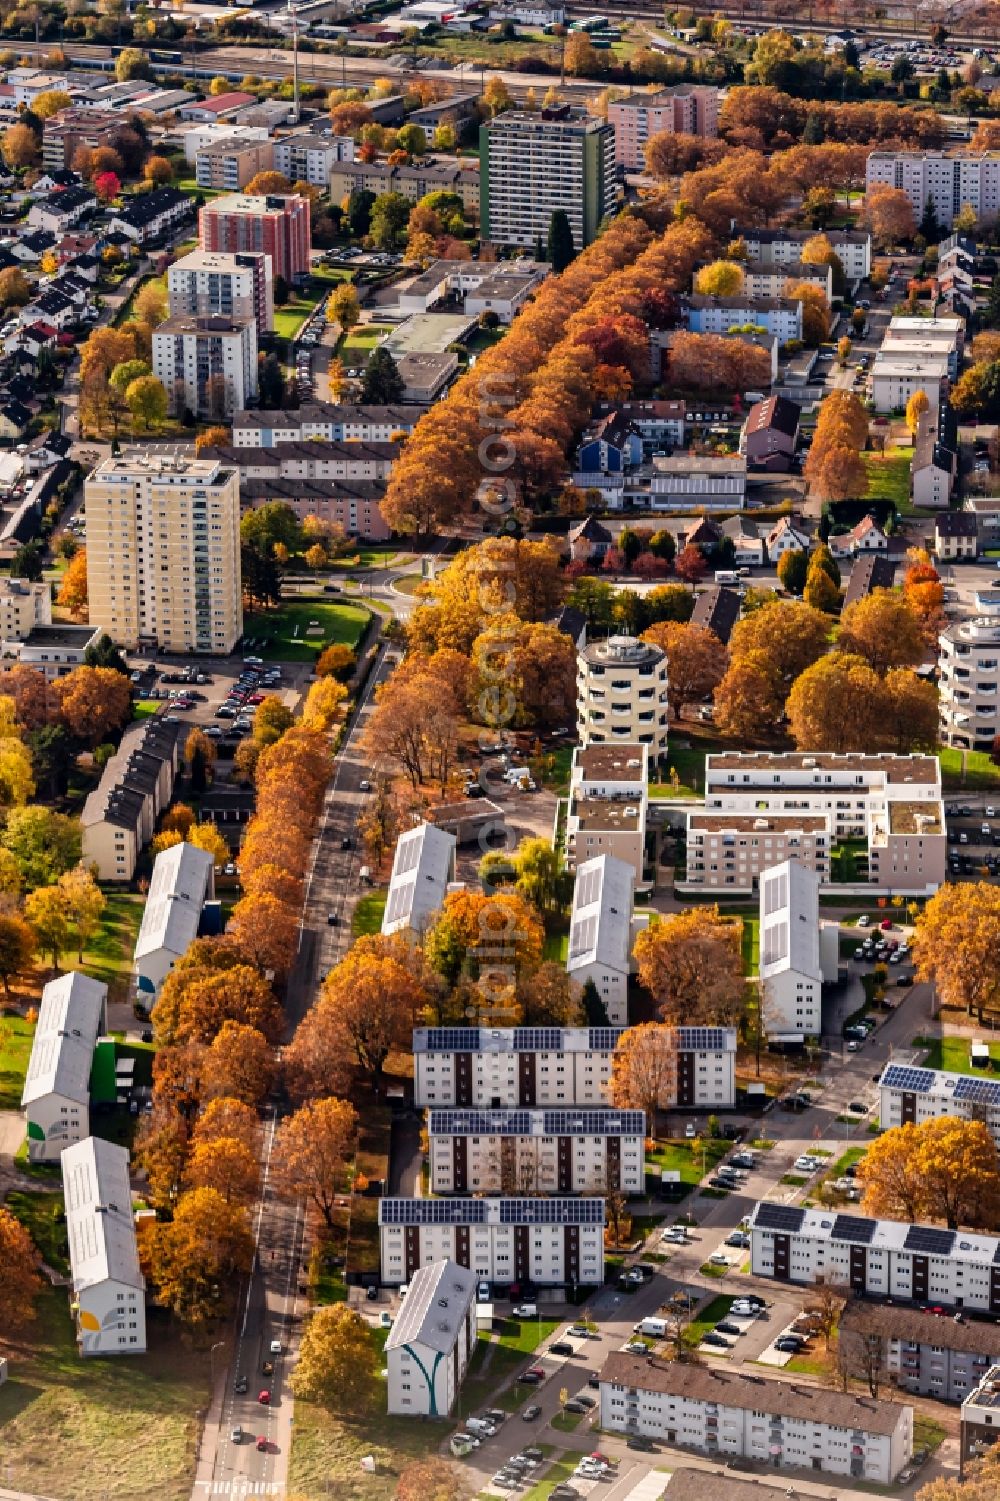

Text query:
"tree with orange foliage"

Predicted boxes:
[[200, 1021, 274, 1105], [310, 933, 430, 1080], [227, 892, 300, 981], [185, 1135, 260, 1204], [192, 1096, 259, 1151], [141, 1187, 253, 1324], [57, 665, 131, 746], [863, 184, 916, 247], [0, 1205, 45, 1333], [272, 1097, 358, 1228], [57, 548, 88, 616]]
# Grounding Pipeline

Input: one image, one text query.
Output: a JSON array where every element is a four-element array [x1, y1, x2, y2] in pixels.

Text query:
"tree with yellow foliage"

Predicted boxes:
[[141, 1187, 254, 1324], [57, 548, 88, 616], [301, 675, 347, 731], [633, 907, 744, 1026], [906, 387, 930, 435], [694, 259, 744, 297], [291, 1304, 381, 1411], [609, 1023, 680, 1133], [858, 1116, 1000, 1230]]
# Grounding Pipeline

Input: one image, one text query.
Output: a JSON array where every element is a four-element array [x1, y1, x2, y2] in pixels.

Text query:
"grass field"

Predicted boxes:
[[740, 916, 760, 976], [289, 1404, 445, 1501], [0, 1012, 34, 1109], [939, 746, 1000, 789], [352, 890, 387, 938], [646, 1136, 729, 1192], [0, 1290, 211, 1501], [918, 1034, 1000, 1073], [273, 288, 325, 342], [81, 892, 145, 992], [863, 447, 916, 512], [244, 597, 370, 662], [683, 1295, 734, 1347], [337, 325, 391, 367], [6, 1189, 69, 1274]]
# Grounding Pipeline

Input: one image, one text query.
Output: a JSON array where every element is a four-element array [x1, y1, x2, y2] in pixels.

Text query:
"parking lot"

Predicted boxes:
[[129, 652, 308, 743], [945, 799, 1000, 882]]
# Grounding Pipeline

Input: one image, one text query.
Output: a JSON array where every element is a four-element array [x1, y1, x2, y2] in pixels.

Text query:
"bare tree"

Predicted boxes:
[[805, 1278, 846, 1349], [836, 1303, 888, 1399]]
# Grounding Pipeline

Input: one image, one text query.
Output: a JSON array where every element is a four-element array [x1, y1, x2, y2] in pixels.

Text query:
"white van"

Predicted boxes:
[[714, 569, 738, 584], [639, 1316, 668, 1338]]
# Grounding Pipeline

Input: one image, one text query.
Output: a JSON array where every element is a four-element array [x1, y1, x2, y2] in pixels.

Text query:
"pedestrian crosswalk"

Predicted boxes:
[[194, 1481, 282, 1496]]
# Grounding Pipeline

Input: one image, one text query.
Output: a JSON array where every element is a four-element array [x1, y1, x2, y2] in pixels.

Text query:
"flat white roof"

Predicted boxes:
[[134, 841, 214, 963], [21, 971, 107, 1109], [62, 1136, 145, 1293], [384, 1257, 476, 1355], [758, 859, 821, 984], [566, 854, 634, 977], [382, 822, 456, 936]]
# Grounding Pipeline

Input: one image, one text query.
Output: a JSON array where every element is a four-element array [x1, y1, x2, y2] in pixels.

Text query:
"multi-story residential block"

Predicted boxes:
[[738, 226, 872, 282], [200, 193, 311, 282], [152, 314, 258, 419], [21, 972, 108, 1163], [913, 407, 957, 510], [385, 1258, 477, 1417], [42, 106, 121, 170], [412, 1025, 735, 1110], [273, 131, 354, 186], [840, 1299, 1000, 1406], [379, 1196, 606, 1286], [879, 1062, 1000, 1143], [686, 752, 947, 896], [871, 315, 963, 414], [236, 478, 392, 540], [107, 186, 190, 245], [381, 822, 457, 938], [960, 1363, 1000, 1469], [81, 719, 181, 881], [232, 403, 426, 445], [62, 1136, 146, 1356], [26, 185, 96, 233], [132, 842, 215, 1004], [866, 151, 1000, 230], [413, 1026, 625, 1109], [758, 859, 834, 1039], [566, 743, 648, 883], [740, 260, 833, 302], [0, 576, 50, 646], [85, 454, 242, 656], [565, 854, 634, 1025], [939, 617, 1000, 749], [598, 1354, 912, 1485], [748, 1201, 1000, 1314], [194, 134, 274, 191], [167, 248, 274, 335], [427, 1106, 646, 1194], [649, 455, 746, 512], [329, 157, 480, 215], [740, 395, 800, 473], [180, 123, 271, 165], [577, 635, 669, 754], [686, 294, 805, 344], [934, 511, 976, 561], [204, 441, 398, 483], [480, 109, 616, 250], [608, 86, 718, 169]]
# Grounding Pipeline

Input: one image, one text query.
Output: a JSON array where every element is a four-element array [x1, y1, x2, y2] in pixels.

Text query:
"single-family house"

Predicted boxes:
[[568, 514, 614, 564], [829, 514, 889, 559], [765, 515, 810, 560], [934, 511, 978, 562], [740, 395, 800, 473]]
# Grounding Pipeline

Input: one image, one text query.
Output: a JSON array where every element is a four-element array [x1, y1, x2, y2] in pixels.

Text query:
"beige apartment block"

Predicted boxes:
[[167, 248, 274, 335], [576, 636, 668, 756], [86, 455, 242, 655], [194, 135, 274, 191]]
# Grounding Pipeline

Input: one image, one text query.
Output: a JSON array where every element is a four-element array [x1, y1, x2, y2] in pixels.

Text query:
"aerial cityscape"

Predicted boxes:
[[8, 4, 1000, 1501]]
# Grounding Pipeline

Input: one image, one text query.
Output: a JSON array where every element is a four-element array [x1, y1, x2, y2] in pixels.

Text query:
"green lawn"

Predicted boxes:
[[132, 699, 159, 720], [81, 892, 146, 991], [683, 1295, 734, 1347], [647, 1136, 729, 1192], [6, 1189, 69, 1275], [493, 1315, 561, 1355], [939, 746, 1000, 789], [521, 1455, 580, 1501], [657, 738, 721, 798], [352, 890, 387, 938], [740, 916, 759, 976], [0, 1012, 34, 1110], [337, 325, 391, 366], [917, 1034, 1000, 1073], [914, 1413, 948, 1453], [551, 1408, 585, 1431], [542, 931, 569, 963], [863, 448, 916, 512], [244, 596, 370, 662], [828, 1146, 867, 1179], [0, 1290, 214, 1501]]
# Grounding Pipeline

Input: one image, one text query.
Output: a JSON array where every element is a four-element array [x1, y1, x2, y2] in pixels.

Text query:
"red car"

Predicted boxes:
[[256, 1436, 268, 1452], [258, 1389, 271, 1405], [880, 918, 893, 930]]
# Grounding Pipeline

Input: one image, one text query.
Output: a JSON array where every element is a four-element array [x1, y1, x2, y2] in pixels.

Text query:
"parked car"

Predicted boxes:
[[521, 1404, 541, 1421], [702, 1332, 730, 1347]]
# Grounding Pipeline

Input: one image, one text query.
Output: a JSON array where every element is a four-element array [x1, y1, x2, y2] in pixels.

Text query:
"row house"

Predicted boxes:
[[231, 402, 426, 446], [427, 1106, 646, 1195], [379, 1196, 606, 1286], [107, 186, 191, 245], [81, 719, 181, 881], [748, 1201, 1000, 1315]]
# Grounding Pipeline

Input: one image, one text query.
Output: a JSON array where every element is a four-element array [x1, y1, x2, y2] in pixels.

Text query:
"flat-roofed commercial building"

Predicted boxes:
[[480, 109, 615, 251], [379, 1196, 606, 1286], [748, 1201, 1000, 1314], [428, 1106, 645, 1194], [598, 1352, 912, 1485]]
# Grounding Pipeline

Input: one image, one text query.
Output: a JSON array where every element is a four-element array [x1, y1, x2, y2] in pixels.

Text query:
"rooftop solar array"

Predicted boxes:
[[497, 1199, 605, 1224], [429, 1110, 533, 1137], [574, 862, 602, 911], [954, 1076, 1000, 1107], [380, 1199, 487, 1225], [380, 1198, 606, 1226], [541, 1109, 645, 1136], [417, 1027, 627, 1054], [395, 832, 423, 877], [881, 1065, 935, 1093], [428, 1109, 645, 1137], [589, 1028, 626, 1050], [513, 1028, 566, 1052], [423, 1027, 483, 1052], [904, 1225, 956, 1257], [676, 1028, 735, 1052], [384, 882, 414, 926], [568, 915, 597, 959], [831, 1214, 877, 1245], [753, 1203, 806, 1233]]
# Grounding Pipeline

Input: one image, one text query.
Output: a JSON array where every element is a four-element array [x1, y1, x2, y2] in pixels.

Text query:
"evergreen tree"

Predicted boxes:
[[802, 111, 824, 145], [361, 348, 404, 404], [919, 195, 939, 242], [843, 40, 860, 70], [546, 209, 575, 274], [258, 353, 285, 410], [581, 978, 609, 1028], [84, 633, 128, 675], [347, 188, 375, 238], [11, 541, 43, 581], [987, 272, 1000, 329]]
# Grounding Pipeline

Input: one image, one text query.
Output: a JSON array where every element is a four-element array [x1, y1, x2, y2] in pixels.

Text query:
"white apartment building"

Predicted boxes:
[[412, 1025, 736, 1110], [85, 455, 242, 656], [566, 743, 648, 884], [607, 86, 718, 170], [379, 1197, 606, 1286], [866, 151, 1000, 230], [232, 403, 426, 445], [758, 860, 836, 1040], [738, 227, 872, 283], [748, 1201, 1000, 1315], [152, 314, 258, 419], [839, 1299, 1000, 1406], [427, 1106, 645, 1194], [385, 1258, 476, 1417], [381, 821, 457, 938], [599, 1354, 912, 1485], [871, 315, 963, 414], [167, 249, 274, 335], [879, 1062, 1000, 1145], [939, 617, 1000, 750], [62, 1136, 147, 1356], [180, 122, 271, 166], [21, 972, 108, 1163], [481, 111, 616, 250], [740, 261, 833, 302], [273, 131, 354, 185], [132, 841, 215, 1004], [577, 636, 669, 755], [686, 752, 947, 897], [565, 854, 635, 1026], [686, 295, 804, 344]]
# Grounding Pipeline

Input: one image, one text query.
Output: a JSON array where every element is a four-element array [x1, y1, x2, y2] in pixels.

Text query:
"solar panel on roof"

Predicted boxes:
[[541, 1109, 645, 1136], [676, 1028, 731, 1052], [568, 915, 597, 959], [384, 882, 414, 925], [498, 1199, 604, 1225], [513, 1028, 564, 1052], [589, 1028, 625, 1051], [831, 1214, 876, 1245], [904, 1226, 956, 1257], [753, 1203, 806, 1233], [379, 1199, 487, 1225], [954, 1076, 1000, 1107], [396, 832, 423, 876], [881, 1065, 935, 1093], [425, 1027, 482, 1052], [575, 864, 601, 911], [429, 1110, 532, 1136]]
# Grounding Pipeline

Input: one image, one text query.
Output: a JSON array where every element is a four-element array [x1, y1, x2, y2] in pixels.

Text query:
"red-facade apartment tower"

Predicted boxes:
[[199, 193, 311, 282]]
